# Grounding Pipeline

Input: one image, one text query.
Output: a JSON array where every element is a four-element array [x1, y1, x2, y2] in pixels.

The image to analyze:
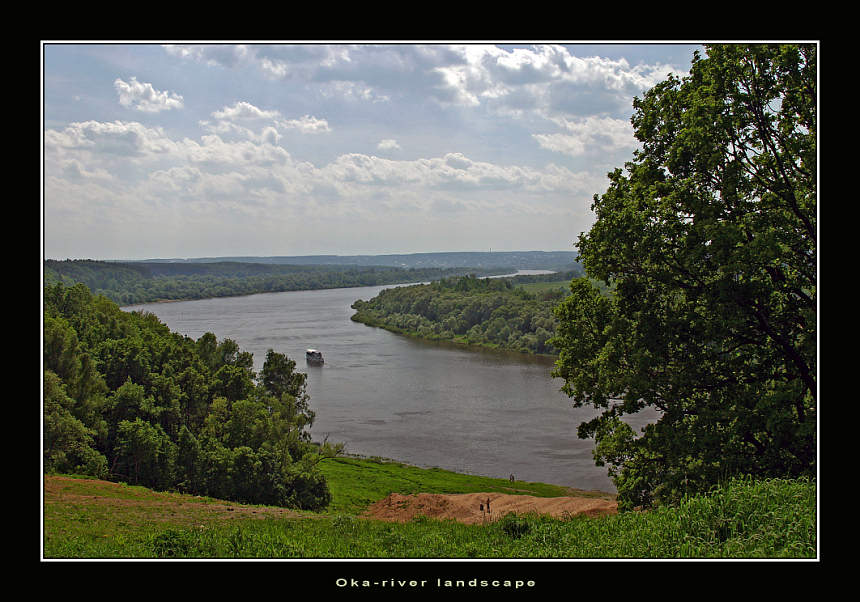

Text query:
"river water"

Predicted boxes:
[[123, 275, 658, 492]]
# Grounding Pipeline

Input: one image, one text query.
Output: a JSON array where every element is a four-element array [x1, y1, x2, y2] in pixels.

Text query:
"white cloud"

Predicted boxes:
[[161, 43, 685, 124], [432, 44, 681, 120], [211, 101, 280, 121], [45, 120, 179, 157], [260, 57, 289, 79], [114, 77, 183, 113], [533, 116, 636, 157], [203, 102, 330, 136], [277, 115, 331, 134], [377, 139, 400, 150], [162, 44, 250, 68], [58, 158, 113, 181], [198, 119, 255, 138], [318, 151, 589, 199], [319, 80, 391, 103], [45, 118, 596, 223], [148, 165, 203, 191], [182, 134, 291, 168]]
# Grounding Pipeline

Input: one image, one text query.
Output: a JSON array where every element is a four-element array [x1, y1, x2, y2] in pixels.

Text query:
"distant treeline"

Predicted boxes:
[[505, 268, 584, 286], [44, 259, 510, 306], [350, 270, 583, 356], [130, 250, 580, 271]]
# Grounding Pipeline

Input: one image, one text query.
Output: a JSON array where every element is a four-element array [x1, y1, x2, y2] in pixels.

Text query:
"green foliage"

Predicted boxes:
[[551, 44, 816, 510], [45, 474, 815, 558], [113, 418, 177, 490], [43, 371, 109, 479], [44, 259, 506, 305], [42, 282, 336, 510], [350, 273, 579, 355], [498, 513, 532, 539]]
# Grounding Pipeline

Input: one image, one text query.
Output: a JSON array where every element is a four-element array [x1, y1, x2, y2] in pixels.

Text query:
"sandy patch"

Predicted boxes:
[[363, 492, 617, 525]]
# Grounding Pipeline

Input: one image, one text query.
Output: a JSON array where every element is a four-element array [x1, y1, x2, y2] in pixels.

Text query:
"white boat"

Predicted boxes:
[[306, 349, 324, 364]]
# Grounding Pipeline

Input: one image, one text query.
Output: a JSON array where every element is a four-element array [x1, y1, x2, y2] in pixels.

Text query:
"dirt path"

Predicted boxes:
[[363, 492, 617, 524]]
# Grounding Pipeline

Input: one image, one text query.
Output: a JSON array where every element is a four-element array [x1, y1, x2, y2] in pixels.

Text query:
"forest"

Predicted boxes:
[[43, 281, 341, 510], [350, 269, 582, 356], [44, 259, 507, 306]]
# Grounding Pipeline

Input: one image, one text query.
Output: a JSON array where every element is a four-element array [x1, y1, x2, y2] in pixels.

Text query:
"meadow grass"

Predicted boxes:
[[43, 458, 816, 560], [317, 456, 599, 514]]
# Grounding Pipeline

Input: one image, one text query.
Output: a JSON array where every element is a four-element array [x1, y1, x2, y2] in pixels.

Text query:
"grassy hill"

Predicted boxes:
[[43, 456, 816, 560]]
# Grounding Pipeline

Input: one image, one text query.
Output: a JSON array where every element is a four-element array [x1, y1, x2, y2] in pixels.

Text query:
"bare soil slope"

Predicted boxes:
[[363, 492, 617, 525]]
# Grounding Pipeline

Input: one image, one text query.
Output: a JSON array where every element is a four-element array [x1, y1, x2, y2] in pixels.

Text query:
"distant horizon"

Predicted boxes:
[[45, 248, 580, 263]]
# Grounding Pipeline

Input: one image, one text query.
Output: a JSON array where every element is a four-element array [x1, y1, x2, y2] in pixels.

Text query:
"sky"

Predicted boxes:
[[42, 41, 704, 261]]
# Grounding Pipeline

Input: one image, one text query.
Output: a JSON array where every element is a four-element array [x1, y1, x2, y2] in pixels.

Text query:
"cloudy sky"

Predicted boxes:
[[42, 42, 703, 260]]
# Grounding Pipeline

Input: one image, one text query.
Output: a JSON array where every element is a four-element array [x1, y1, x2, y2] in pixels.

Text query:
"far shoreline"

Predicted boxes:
[[118, 269, 557, 309]]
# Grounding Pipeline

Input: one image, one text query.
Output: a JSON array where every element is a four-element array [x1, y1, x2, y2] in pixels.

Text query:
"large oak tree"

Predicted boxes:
[[551, 44, 816, 510]]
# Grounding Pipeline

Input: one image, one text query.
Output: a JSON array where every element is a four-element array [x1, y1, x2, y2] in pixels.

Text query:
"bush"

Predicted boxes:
[[498, 513, 532, 539]]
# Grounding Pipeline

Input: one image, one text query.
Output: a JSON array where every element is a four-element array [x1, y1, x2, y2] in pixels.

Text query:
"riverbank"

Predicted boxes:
[[349, 274, 565, 356], [349, 311, 558, 358], [118, 269, 554, 308]]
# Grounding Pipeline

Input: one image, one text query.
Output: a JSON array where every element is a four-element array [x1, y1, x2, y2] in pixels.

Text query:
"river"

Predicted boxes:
[[123, 273, 658, 492]]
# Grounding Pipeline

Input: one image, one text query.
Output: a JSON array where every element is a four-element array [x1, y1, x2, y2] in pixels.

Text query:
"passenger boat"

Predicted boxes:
[[306, 349, 324, 364]]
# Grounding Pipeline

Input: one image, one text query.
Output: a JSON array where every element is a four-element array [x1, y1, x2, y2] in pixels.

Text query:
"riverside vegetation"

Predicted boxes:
[[350, 270, 584, 356]]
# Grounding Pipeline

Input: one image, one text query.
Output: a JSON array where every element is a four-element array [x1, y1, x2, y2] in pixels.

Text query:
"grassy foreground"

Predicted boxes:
[[42, 456, 816, 559]]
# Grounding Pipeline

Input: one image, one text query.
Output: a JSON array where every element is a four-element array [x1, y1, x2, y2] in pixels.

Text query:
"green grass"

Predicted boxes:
[[318, 455, 595, 514], [514, 280, 571, 295], [43, 458, 816, 559]]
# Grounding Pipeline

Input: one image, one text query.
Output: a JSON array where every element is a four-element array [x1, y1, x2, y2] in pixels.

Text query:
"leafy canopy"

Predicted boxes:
[[43, 281, 339, 510], [551, 44, 816, 510]]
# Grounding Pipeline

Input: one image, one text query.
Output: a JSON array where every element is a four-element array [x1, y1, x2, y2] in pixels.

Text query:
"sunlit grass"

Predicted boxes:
[[43, 460, 816, 559]]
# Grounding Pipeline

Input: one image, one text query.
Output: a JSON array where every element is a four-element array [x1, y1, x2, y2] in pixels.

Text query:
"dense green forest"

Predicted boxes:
[[43, 281, 341, 510], [350, 269, 583, 356], [44, 259, 508, 306]]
